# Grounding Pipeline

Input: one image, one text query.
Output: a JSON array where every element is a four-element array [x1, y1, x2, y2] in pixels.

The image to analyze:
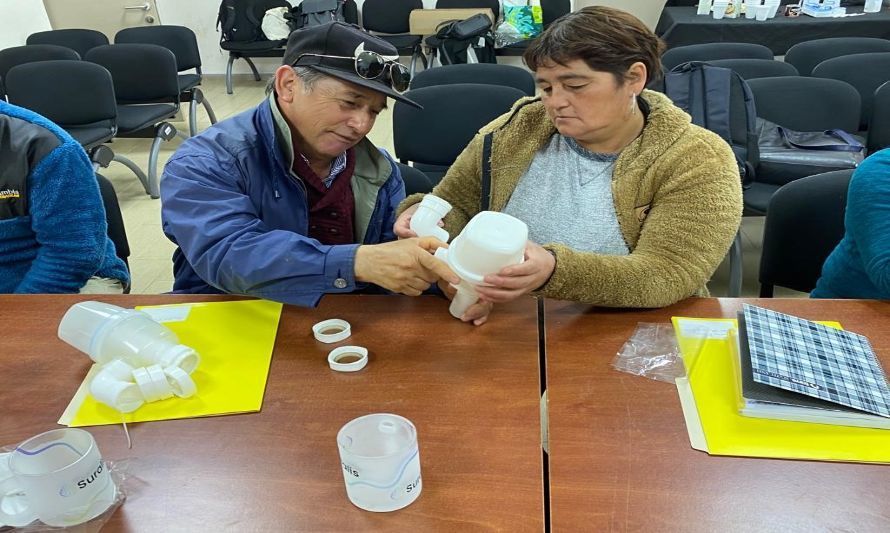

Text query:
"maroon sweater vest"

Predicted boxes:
[[292, 148, 357, 245]]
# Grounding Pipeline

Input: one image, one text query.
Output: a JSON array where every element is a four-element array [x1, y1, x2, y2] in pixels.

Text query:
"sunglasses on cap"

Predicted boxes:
[[295, 50, 411, 93]]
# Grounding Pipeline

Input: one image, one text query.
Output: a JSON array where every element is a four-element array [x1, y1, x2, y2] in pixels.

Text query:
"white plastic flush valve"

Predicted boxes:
[[58, 301, 200, 373], [409, 194, 452, 242], [434, 211, 528, 319]]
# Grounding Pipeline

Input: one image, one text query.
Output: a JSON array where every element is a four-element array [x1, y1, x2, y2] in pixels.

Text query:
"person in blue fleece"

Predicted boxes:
[[0, 101, 129, 294], [811, 148, 890, 299]]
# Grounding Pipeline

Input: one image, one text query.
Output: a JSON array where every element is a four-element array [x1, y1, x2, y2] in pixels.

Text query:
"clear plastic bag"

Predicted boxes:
[[612, 323, 686, 383], [0, 444, 127, 532]]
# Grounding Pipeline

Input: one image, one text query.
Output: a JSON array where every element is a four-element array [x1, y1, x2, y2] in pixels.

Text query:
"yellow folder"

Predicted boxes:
[[672, 317, 890, 464], [59, 299, 283, 427]]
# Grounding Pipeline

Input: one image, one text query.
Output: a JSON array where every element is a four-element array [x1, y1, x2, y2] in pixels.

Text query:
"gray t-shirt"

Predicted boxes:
[[503, 134, 630, 255]]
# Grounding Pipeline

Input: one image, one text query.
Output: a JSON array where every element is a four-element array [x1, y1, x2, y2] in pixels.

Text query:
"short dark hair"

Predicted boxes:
[[524, 6, 666, 86]]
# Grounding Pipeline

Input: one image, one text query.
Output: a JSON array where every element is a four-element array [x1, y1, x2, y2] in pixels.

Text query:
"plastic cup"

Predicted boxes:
[[0, 429, 115, 527], [744, 2, 758, 18], [766, 0, 781, 17], [409, 194, 452, 242], [58, 301, 199, 373], [713, 1, 730, 18], [755, 4, 769, 20], [337, 414, 422, 512], [864, 0, 882, 12], [697, 0, 712, 15]]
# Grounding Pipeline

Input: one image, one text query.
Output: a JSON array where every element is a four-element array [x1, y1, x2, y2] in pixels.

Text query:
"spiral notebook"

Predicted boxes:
[[741, 304, 890, 422]]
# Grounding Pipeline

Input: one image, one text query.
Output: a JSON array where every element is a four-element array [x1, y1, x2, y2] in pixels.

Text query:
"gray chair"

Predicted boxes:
[[219, 0, 289, 95], [5, 60, 116, 153], [362, 0, 427, 76], [115, 25, 218, 136], [745, 76, 861, 215], [707, 58, 799, 80], [26, 29, 108, 60], [410, 63, 536, 96], [662, 42, 773, 71], [96, 173, 131, 288], [397, 163, 434, 195], [86, 43, 181, 198], [0, 44, 80, 97], [394, 84, 526, 184], [785, 37, 890, 77], [868, 81, 890, 154], [811, 52, 890, 132], [759, 169, 853, 297]]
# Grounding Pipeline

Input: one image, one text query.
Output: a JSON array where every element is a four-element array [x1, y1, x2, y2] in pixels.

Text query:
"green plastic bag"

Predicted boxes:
[[497, 0, 543, 46]]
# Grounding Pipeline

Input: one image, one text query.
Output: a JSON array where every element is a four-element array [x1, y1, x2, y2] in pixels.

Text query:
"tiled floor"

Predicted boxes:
[[109, 74, 805, 298]]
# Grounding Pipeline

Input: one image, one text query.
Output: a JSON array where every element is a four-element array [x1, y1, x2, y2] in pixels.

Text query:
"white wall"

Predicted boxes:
[[0, 0, 52, 50]]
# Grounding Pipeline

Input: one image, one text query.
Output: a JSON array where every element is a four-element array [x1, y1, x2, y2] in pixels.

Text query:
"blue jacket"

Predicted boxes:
[[161, 97, 404, 307], [0, 101, 129, 293], [812, 149, 890, 299]]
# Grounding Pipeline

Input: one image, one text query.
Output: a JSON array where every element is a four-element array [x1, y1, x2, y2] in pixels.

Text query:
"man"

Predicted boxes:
[[0, 100, 129, 294], [162, 22, 458, 306]]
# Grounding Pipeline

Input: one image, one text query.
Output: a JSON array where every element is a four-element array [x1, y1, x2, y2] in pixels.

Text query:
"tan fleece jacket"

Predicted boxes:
[[399, 90, 743, 308]]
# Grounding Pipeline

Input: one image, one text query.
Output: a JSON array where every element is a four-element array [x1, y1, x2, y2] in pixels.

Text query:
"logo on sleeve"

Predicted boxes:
[[0, 188, 20, 200]]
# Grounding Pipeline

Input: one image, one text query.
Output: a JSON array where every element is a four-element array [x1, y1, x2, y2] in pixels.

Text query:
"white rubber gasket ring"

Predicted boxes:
[[328, 346, 368, 372], [312, 319, 351, 343], [147, 365, 174, 401], [164, 366, 197, 398]]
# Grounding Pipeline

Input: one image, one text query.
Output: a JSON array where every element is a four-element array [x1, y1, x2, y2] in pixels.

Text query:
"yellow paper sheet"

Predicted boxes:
[[59, 299, 283, 427], [672, 317, 890, 464]]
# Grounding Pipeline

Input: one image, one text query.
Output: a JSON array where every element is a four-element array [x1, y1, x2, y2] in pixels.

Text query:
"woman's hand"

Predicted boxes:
[[393, 204, 420, 239], [475, 241, 556, 303], [394, 203, 447, 239], [437, 280, 494, 326]]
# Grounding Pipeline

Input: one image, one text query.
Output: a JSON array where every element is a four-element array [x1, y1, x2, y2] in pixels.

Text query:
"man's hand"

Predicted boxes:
[[394, 204, 419, 238], [355, 237, 458, 296], [475, 241, 556, 303], [437, 280, 494, 326]]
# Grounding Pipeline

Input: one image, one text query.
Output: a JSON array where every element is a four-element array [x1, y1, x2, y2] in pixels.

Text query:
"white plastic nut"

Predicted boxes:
[[312, 319, 352, 343], [328, 346, 369, 372], [133, 365, 173, 402], [164, 366, 197, 398]]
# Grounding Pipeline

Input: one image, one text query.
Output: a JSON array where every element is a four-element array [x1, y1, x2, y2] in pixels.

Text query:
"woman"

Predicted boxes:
[[811, 148, 890, 299], [395, 7, 742, 324]]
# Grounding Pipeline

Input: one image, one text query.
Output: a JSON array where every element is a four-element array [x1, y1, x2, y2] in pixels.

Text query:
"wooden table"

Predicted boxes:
[[0, 294, 544, 532], [544, 298, 890, 532]]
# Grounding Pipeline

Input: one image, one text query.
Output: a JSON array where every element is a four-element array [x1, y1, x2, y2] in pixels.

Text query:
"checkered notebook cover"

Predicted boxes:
[[742, 304, 890, 418]]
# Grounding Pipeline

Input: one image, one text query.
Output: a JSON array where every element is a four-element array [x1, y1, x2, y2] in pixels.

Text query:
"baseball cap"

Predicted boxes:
[[282, 22, 421, 109]]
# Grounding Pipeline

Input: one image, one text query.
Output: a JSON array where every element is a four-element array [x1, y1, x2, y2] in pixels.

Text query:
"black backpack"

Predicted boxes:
[[434, 14, 496, 65], [217, 0, 289, 43], [664, 62, 758, 185], [290, 0, 349, 30]]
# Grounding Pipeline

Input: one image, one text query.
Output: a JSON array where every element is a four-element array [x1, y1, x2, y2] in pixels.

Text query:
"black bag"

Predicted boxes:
[[664, 62, 759, 186], [756, 118, 865, 170], [217, 0, 289, 42], [444, 13, 492, 40], [290, 0, 346, 30], [434, 14, 496, 65]]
